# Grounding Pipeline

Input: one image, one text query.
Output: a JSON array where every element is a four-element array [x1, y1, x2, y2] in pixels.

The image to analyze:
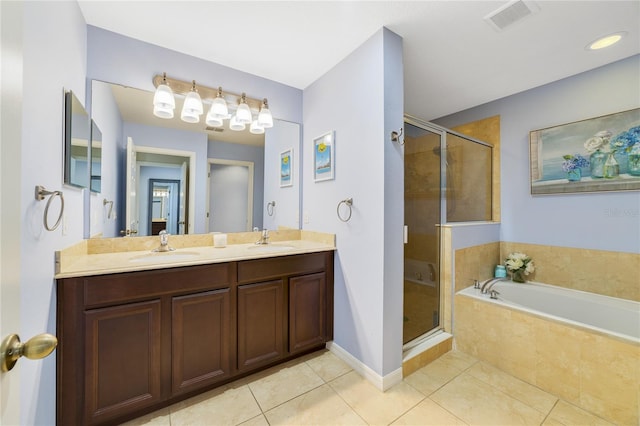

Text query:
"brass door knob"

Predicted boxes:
[[1, 333, 57, 372]]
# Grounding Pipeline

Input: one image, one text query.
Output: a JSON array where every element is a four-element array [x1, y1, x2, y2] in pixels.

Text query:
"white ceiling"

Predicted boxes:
[[78, 1, 640, 121]]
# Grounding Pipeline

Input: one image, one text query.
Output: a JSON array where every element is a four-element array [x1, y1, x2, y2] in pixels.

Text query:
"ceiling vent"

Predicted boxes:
[[205, 126, 224, 132], [484, 0, 539, 31]]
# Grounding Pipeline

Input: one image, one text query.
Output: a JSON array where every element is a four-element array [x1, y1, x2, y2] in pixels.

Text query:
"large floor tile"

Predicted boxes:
[[404, 352, 472, 396], [436, 350, 478, 372], [265, 383, 366, 425], [305, 350, 353, 382], [545, 400, 615, 426], [248, 361, 325, 411], [467, 362, 557, 414], [169, 385, 261, 426], [431, 373, 546, 425], [238, 414, 270, 426], [330, 371, 425, 426], [391, 398, 468, 425]]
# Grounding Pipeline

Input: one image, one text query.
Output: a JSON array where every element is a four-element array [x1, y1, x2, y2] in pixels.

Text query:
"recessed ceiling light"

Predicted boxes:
[[586, 32, 627, 50]]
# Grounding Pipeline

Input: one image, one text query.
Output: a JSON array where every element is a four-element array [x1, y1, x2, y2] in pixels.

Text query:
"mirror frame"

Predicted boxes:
[[90, 119, 102, 193]]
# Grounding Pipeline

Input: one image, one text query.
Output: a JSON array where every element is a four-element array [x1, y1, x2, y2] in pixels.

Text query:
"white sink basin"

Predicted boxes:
[[129, 251, 201, 263], [247, 244, 295, 253]]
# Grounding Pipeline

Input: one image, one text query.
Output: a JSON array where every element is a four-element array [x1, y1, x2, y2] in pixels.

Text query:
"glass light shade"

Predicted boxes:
[[236, 102, 252, 124], [205, 108, 223, 127], [229, 115, 246, 131], [181, 91, 203, 123], [250, 120, 265, 135], [211, 96, 229, 117], [258, 107, 273, 128], [154, 105, 174, 119], [153, 84, 175, 119]]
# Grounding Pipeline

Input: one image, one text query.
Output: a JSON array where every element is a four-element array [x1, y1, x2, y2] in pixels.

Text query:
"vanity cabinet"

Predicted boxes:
[[57, 250, 333, 426]]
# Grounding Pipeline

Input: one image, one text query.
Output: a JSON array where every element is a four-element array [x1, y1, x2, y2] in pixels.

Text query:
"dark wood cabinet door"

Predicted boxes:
[[84, 300, 162, 425], [172, 289, 231, 395], [237, 280, 285, 371], [289, 273, 326, 353]]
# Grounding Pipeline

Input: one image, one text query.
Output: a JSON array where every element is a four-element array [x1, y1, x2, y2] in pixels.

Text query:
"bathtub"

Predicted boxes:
[[455, 280, 639, 425], [458, 280, 640, 343], [404, 259, 436, 287]]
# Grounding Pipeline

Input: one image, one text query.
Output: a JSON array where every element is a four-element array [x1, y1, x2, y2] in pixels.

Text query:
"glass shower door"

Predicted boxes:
[[403, 122, 442, 344]]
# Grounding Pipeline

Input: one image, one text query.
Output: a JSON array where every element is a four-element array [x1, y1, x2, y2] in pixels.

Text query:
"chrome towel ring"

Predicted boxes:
[[267, 201, 276, 216], [35, 185, 64, 231], [337, 198, 353, 222]]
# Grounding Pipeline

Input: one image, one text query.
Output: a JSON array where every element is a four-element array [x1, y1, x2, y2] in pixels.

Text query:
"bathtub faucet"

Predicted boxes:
[[480, 277, 506, 294]]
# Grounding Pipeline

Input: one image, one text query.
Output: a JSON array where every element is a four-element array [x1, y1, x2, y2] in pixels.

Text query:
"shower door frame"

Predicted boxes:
[[402, 115, 494, 350]]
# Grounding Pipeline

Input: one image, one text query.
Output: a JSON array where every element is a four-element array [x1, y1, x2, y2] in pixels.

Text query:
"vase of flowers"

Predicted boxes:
[[561, 154, 588, 182], [584, 131, 611, 179], [505, 252, 534, 283], [603, 152, 620, 178], [611, 125, 640, 176]]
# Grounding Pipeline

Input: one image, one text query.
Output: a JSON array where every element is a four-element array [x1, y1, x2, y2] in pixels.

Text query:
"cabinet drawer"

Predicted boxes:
[[84, 263, 231, 308], [237, 253, 326, 284]]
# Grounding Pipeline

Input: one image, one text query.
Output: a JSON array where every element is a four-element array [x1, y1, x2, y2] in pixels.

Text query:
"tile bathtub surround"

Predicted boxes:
[[500, 241, 640, 301], [455, 293, 640, 425], [454, 241, 500, 292], [120, 349, 615, 426]]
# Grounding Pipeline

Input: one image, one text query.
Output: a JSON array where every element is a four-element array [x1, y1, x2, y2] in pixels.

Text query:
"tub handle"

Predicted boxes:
[[490, 290, 500, 300]]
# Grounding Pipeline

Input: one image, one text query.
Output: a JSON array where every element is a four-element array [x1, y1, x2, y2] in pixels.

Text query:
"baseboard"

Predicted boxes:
[[326, 341, 403, 391]]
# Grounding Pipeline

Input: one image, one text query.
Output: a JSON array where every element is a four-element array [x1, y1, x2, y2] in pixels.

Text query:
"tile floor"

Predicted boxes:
[[121, 349, 616, 426]]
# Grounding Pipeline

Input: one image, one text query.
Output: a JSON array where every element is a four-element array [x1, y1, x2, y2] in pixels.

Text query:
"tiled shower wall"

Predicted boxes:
[[453, 241, 639, 302]]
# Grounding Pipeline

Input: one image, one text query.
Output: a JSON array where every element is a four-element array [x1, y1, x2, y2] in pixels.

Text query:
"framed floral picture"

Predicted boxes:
[[280, 148, 293, 187], [314, 131, 335, 182], [529, 108, 640, 195]]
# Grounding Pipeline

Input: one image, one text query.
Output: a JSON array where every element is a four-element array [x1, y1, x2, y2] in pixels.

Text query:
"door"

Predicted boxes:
[[237, 280, 285, 371], [289, 273, 326, 353], [125, 137, 139, 236], [172, 289, 231, 395], [209, 161, 253, 233]]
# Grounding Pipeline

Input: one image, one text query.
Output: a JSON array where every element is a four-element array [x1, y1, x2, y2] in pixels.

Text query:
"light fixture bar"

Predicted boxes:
[[152, 74, 265, 112]]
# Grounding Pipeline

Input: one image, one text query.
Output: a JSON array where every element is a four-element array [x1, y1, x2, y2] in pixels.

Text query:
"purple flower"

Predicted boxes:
[[561, 154, 589, 172]]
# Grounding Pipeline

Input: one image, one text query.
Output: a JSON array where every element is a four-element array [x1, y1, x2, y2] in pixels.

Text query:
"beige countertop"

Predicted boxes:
[[56, 230, 335, 279]]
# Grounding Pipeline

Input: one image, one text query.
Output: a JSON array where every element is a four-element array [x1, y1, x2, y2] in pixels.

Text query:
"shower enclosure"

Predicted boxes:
[[403, 116, 492, 346]]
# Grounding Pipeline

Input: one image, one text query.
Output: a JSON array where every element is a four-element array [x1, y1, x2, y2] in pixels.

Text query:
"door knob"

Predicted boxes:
[[1, 333, 57, 372]]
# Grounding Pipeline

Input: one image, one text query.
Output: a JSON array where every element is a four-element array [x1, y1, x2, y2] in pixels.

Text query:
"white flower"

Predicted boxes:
[[506, 258, 524, 271], [584, 137, 606, 153], [595, 130, 612, 139], [525, 261, 535, 275]]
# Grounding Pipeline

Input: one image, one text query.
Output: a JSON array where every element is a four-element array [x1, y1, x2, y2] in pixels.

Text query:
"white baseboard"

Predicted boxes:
[[326, 341, 403, 391]]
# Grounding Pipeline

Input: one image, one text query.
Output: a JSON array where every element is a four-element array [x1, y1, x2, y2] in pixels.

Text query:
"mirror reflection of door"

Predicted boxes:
[[209, 160, 254, 233], [148, 179, 180, 235]]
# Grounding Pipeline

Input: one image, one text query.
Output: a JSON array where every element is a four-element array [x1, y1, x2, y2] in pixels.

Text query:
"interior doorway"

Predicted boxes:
[[207, 159, 254, 233], [148, 179, 181, 235]]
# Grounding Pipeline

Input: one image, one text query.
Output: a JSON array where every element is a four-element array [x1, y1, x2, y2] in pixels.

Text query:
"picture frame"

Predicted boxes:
[[314, 131, 335, 182], [280, 148, 293, 187], [529, 108, 640, 195]]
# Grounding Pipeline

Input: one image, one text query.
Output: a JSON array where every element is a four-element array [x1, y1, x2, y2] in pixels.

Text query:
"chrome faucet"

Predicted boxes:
[[480, 277, 506, 294], [256, 228, 270, 245], [154, 230, 174, 252]]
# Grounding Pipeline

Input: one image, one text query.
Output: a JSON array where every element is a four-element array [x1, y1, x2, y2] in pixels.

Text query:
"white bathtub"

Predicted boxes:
[[458, 280, 640, 344], [404, 259, 436, 287]]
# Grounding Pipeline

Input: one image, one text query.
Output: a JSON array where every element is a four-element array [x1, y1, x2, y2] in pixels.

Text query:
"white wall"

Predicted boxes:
[[303, 27, 404, 380], [20, 2, 87, 424], [435, 55, 640, 254]]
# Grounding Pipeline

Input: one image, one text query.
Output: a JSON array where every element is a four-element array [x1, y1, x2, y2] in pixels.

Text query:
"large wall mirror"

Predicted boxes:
[[90, 80, 301, 238]]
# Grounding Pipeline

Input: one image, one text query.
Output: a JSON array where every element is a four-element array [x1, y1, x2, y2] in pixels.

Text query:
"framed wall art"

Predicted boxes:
[[314, 131, 335, 182], [280, 148, 293, 187], [529, 108, 640, 195]]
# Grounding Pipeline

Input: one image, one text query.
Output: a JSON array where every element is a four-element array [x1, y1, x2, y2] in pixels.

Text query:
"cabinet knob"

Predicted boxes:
[[1, 333, 57, 372]]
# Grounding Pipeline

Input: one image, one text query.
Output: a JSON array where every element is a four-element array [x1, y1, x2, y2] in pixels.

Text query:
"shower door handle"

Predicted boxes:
[[403, 225, 408, 244]]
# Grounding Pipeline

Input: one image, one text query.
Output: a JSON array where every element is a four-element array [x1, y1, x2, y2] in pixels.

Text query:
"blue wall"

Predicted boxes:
[[435, 55, 640, 254], [303, 27, 404, 380]]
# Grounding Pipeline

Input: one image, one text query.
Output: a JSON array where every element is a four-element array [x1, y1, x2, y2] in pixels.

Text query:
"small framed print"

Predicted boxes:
[[314, 131, 335, 182], [280, 148, 293, 187]]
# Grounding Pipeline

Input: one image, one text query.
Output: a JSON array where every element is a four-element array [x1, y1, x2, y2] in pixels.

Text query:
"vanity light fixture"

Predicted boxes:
[[586, 32, 626, 50], [152, 72, 175, 119], [258, 98, 274, 128], [235, 93, 252, 124], [180, 80, 203, 123], [152, 74, 274, 133]]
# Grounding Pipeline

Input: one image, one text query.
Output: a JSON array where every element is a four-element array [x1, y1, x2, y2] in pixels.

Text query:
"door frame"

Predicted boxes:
[[206, 158, 254, 233]]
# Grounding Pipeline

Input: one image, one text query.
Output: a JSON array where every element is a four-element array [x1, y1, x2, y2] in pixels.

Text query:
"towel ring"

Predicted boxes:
[[103, 199, 114, 219], [267, 201, 276, 216], [391, 128, 404, 145], [35, 185, 64, 231], [337, 198, 353, 222]]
